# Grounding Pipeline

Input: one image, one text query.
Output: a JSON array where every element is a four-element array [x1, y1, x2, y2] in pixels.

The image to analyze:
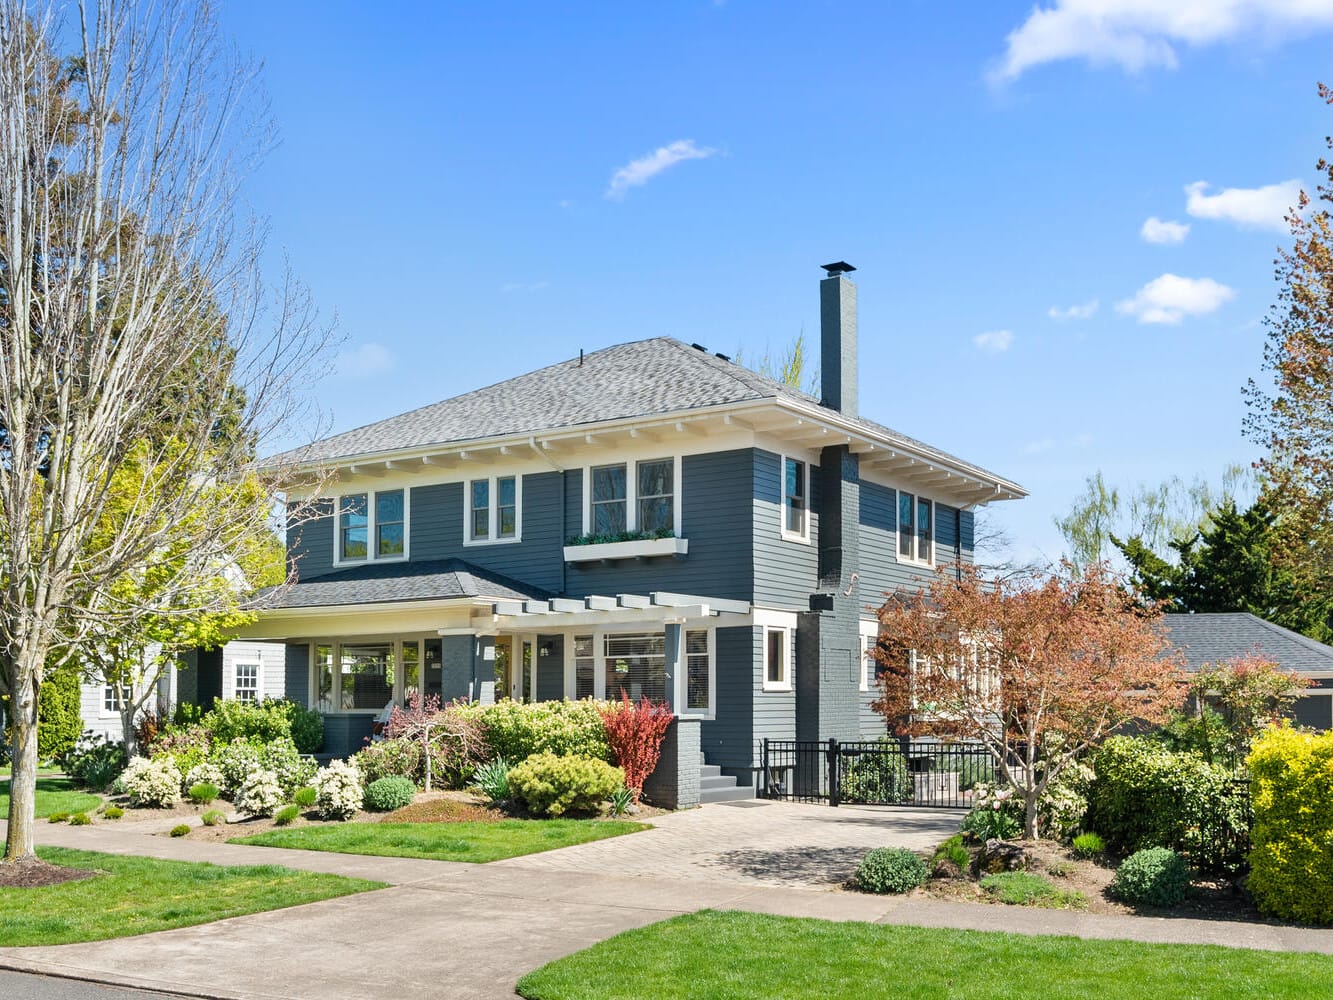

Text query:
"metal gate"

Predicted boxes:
[[759, 738, 994, 809]]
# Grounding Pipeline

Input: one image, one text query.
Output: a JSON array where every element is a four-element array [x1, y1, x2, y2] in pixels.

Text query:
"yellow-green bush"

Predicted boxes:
[[507, 752, 624, 817], [1247, 726, 1333, 924], [457, 700, 612, 764]]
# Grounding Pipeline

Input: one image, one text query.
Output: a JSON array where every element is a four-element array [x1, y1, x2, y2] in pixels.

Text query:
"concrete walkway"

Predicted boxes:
[[2, 808, 1332, 1000]]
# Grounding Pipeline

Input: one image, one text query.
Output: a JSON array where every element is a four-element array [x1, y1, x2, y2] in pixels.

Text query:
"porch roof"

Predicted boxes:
[[487, 591, 752, 630], [253, 558, 550, 611]]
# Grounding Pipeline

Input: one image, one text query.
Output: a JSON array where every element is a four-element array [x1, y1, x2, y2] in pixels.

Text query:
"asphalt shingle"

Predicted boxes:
[[1162, 612, 1333, 675], [253, 558, 547, 610]]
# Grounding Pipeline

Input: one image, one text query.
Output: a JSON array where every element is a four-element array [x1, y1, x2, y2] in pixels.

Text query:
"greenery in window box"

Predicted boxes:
[[565, 528, 675, 546]]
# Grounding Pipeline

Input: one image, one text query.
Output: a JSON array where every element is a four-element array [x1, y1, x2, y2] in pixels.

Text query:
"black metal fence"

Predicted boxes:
[[759, 738, 996, 809]]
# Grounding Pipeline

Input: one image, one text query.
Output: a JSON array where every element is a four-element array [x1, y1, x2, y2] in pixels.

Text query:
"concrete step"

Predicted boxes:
[[699, 764, 723, 779], [699, 774, 743, 791], [699, 784, 756, 804]]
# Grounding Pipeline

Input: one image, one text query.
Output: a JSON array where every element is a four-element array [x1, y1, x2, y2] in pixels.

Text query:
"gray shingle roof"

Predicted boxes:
[[1162, 612, 1333, 675], [253, 558, 548, 610], [269, 337, 1018, 487]]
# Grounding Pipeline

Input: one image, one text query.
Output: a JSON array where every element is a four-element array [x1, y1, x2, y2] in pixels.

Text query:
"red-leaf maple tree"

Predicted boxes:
[[873, 563, 1185, 838], [597, 694, 674, 803]]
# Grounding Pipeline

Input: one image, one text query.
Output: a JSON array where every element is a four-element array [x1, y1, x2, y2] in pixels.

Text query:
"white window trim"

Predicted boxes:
[[581, 455, 683, 538], [333, 488, 411, 566], [677, 626, 716, 720], [779, 455, 811, 544], [101, 684, 133, 718], [233, 662, 261, 704], [463, 474, 523, 546], [859, 619, 879, 693], [897, 491, 935, 566], [309, 637, 427, 714], [762, 625, 792, 692]]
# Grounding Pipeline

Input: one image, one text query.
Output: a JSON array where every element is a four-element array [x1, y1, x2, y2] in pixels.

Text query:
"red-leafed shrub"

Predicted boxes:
[[596, 694, 674, 803]]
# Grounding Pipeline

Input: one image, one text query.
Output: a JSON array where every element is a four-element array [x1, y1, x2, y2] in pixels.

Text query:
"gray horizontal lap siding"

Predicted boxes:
[[285, 644, 310, 707], [288, 499, 335, 580], [701, 625, 795, 776], [858, 486, 973, 608], [751, 449, 820, 610]]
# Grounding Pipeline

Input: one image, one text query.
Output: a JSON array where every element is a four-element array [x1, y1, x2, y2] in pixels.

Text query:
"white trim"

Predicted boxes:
[[762, 625, 792, 692], [233, 661, 261, 703], [859, 619, 879, 693], [896, 491, 935, 566], [678, 625, 716, 720], [579, 452, 682, 539], [563, 537, 688, 562], [779, 454, 811, 543], [463, 473, 523, 547], [333, 487, 411, 567]]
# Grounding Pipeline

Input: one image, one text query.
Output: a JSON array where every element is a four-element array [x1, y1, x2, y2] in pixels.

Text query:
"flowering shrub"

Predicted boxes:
[[1039, 760, 1094, 842], [596, 695, 673, 803], [507, 752, 623, 817], [961, 783, 1022, 841], [184, 762, 226, 795], [121, 756, 183, 808], [261, 736, 317, 796], [316, 760, 364, 820], [235, 768, 285, 817], [354, 737, 422, 786], [213, 738, 264, 798]]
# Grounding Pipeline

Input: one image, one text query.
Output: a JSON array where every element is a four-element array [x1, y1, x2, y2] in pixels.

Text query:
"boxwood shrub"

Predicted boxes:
[[1109, 847, 1190, 907], [856, 847, 929, 894], [507, 752, 623, 817], [363, 775, 417, 812]]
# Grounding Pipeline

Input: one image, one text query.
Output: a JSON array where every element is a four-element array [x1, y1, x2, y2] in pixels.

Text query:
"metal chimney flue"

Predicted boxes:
[[819, 261, 857, 416]]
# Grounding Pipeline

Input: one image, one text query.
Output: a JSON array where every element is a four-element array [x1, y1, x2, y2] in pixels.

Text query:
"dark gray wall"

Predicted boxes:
[[322, 715, 374, 759], [441, 634, 475, 703], [284, 644, 310, 707], [751, 449, 820, 609], [288, 499, 335, 580], [536, 635, 565, 701], [700, 625, 795, 775]]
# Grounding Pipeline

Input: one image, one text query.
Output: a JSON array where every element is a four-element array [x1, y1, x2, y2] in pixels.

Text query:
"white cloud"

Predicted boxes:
[[1116, 273, 1236, 324], [1140, 216, 1190, 244], [605, 140, 717, 200], [335, 342, 394, 379], [994, 1, 1333, 81], [1184, 179, 1303, 231], [973, 329, 1014, 354], [1047, 299, 1099, 320]]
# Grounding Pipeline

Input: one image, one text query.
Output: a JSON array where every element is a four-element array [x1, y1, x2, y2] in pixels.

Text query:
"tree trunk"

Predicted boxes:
[[1023, 788, 1039, 840], [4, 668, 40, 862], [121, 708, 138, 758], [423, 738, 432, 794]]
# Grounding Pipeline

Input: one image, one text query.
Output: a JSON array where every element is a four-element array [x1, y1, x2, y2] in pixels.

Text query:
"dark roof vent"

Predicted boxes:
[[714, 352, 731, 362], [822, 261, 856, 277], [690, 342, 708, 352]]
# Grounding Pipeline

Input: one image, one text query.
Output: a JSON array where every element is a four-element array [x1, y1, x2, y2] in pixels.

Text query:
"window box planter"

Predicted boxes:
[[563, 537, 689, 563]]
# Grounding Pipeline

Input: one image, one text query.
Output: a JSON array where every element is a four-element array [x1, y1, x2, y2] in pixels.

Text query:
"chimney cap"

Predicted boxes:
[[821, 261, 856, 277]]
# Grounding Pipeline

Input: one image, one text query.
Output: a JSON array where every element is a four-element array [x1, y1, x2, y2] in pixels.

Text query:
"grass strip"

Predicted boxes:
[[516, 909, 1332, 1000], [0, 777, 101, 819], [231, 818, 649, 863], [0, 848, 384, 947]]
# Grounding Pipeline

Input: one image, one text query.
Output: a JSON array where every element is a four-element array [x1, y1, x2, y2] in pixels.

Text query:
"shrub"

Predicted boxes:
[[121, 756, 183, 807], [292, 786, 318, 808], [146, 723, 213, 761], [274, 804, 301, 826], [363, 775, 417, 812], [170, 823, 191, 838], [981, 871, 1085, 908], [202, 698, 292, 746], [961, 783, 1023, 842], [1087, 736, 1249, 870], [282, 700, 325, 755], [34, 661, 83, 760], [184, 762, 226, 796], [382, 697, 487, 789], [68, 812, 91, 826], [212, 738, 264, 798], [1110, 847, 1190, 907], [459, 699, 612, 764], [235, 768, 285, 818], [840, 740, 911, 804], [316, 760, 364, 820], [188, 782, 220, 805], [354, 737, 422, 786], [1247, 726, 1333, 924], [102, 805, 124, 820], [1037, 760, 1094, 843], [507, 752, 623, 817], [47, 812, 70, 824], [1072, 832, 1105, 858], [201, 810, 225, 827], [932, 834, 971, 871], [472, 757, 512, 802], [61, 732, 127, 790], [160, 744, 209, 786], [935, 749, 996, 791], [596, 695, 673, 803], [856, 847, 929, 894], [259, 736, 317, 797]]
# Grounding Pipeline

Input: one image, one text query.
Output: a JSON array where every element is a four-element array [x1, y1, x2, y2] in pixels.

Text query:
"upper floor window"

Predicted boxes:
[[586, 458, 677, 537], [591, 464, 628, 534], [637, 459, 674, 534], [898, 491, 933, 564], [781, 457, 808, 541], [338, 488, 407, 563], [465, 475, 521, 545]]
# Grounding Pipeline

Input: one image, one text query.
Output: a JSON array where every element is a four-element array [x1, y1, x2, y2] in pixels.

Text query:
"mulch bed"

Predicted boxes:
[[0, 856, 98, 889]]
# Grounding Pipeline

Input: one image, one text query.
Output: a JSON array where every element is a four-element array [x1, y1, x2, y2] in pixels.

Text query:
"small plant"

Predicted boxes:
[[1110, 847, 1191, 908], [201, 809, 225, 827], [184, 762, 226, 797], [46, 812, 71, 824], [188, 781, 220, 805], [169, 823, 191, 838], [292, 785, 318, 808], [981, 871, 1086, 908], [1072, 832, 1105, 858], [608, 784, 635, 817], [363, 775, 417, 812], [316, 760, 364, 820], [473, 757, 512, 802], [960, 782, 1023, 842], [1046, 861, 1075, 878], [235, 768, 285, 818], [274, 804, 301, 826], [507, 752, 624, 818], [855, 848, 930, 894], [102, 805, 124, 820], [68, 812, 91, 826], [931, 834, 970, 871]]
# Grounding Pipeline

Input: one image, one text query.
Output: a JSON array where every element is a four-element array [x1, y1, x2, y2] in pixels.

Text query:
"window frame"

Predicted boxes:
[[859, 620, 880, 693], [581, 455, 683, 538], [763, 626, 792, 692], [334, 488, 410, 566], [897, 490, 935, 565], [680, 627, 715, 719], [463, 474, 523, 546], [233, 662, 260, 703], [780, 455, 810, 543]]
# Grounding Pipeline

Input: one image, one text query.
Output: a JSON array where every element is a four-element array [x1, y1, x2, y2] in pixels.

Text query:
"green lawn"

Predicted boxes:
[[0, 847, 385, 946], [230, 819, 649, 863], [0, 776, 101, 819], [515, 910, 1333, 1000]]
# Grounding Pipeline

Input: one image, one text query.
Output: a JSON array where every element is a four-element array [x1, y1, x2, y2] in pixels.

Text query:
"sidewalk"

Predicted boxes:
[[2, 815, 1331, 1000]]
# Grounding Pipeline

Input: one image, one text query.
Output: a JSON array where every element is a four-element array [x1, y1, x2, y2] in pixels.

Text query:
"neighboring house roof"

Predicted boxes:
[[1161, 612, 1333, 675], [268, 337, 1020, 491], [253, 558, 548, 610]]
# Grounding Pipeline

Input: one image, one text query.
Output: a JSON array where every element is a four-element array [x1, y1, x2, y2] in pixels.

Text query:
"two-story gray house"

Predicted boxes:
[[241, 263, 1025, 806]]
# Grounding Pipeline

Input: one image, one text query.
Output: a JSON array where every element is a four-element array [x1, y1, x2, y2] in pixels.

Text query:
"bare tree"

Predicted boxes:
[[0, 1, 332, 862]]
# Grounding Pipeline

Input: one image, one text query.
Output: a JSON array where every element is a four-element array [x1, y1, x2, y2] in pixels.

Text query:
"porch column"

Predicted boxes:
[[643, 717, 701, 810], [663, 621, 683, 713]]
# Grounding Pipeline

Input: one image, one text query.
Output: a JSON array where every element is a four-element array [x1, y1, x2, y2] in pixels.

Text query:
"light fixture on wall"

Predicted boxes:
[[539, 641, 554, 657]]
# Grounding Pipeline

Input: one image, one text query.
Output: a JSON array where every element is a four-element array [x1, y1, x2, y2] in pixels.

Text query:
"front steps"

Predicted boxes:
[[698, 757, 754, 804]]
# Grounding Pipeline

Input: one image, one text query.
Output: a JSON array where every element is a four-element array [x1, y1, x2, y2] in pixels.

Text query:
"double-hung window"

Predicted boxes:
[[338, 489, 407, 562], [234, 663, 259, 703], [637, 459, 673, 534], [585, 458, 677, 537], [466, 475, 520, 544], [591, 464, 628, 534], [898, 491, 933, 564], [764, 627, 791, 691], [781, 457, 808, 541], [685, 629, 711, 713]]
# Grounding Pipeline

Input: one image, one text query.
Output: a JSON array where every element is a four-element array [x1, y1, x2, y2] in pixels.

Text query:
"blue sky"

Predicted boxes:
[[218, 1, 1333, 564]]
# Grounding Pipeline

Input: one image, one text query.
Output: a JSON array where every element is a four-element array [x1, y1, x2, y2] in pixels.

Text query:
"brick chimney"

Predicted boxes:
[[819, 261, 857, 416]]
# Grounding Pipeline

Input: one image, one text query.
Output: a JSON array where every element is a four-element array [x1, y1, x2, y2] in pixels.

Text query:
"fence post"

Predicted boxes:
[[828, 738, 840, 807], [760, 739, 769, 799]]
